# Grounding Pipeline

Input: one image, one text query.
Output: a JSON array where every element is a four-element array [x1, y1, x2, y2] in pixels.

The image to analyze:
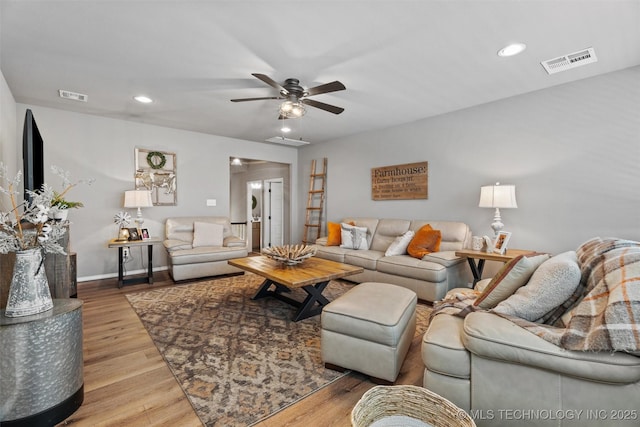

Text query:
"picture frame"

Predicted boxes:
[[141, 228, 150, 240], [134, 147, 177, 206], [493, 231, 511, 255], [127, 227, 142, 241]]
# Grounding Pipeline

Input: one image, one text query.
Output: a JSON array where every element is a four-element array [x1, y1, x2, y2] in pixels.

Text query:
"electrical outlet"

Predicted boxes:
[[123, 247, 130, 258]]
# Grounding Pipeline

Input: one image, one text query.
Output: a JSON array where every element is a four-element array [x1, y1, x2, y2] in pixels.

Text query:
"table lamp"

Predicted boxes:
[[124, 190, 153, 227], [479, 182, 517, 236]]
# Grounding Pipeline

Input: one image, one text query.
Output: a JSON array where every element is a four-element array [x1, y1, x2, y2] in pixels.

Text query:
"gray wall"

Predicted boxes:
[[4, 100, 299, 280], [3, 65, 639, 280], [298, 66, 640, 256]]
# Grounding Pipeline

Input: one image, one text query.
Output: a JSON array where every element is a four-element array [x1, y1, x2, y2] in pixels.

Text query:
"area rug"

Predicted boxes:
[[126, 273, 432, 426]]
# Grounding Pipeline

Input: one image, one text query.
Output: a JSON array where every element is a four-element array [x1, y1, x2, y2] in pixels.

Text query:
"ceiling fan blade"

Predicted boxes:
[[230, 96, 282, 102], [252, 73, 288, 94], [306, 80, 346, 96], [302, 98, 344, 114]]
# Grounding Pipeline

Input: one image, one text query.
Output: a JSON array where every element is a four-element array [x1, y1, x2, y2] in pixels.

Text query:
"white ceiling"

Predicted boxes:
[[2, 1, 639, 145]]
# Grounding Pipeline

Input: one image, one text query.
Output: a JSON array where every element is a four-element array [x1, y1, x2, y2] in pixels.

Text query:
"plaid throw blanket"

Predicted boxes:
[[432, 238, 640, 353]]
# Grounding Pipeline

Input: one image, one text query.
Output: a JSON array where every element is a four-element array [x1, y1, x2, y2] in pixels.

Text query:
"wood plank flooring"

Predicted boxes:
[[58, 272, 430, 426]]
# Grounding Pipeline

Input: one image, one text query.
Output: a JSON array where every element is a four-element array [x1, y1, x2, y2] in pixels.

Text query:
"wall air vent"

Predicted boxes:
[[58, 89, 88, 102], [265, 136, 310, 147], [541, 47, 597, 75]]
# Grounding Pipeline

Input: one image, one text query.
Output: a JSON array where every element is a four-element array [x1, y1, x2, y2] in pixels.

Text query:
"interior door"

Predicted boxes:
[[263, 178, 283, 247]]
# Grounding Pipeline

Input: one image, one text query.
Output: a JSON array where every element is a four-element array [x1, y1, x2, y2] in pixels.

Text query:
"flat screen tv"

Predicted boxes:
[[22, 109, 45, 202]]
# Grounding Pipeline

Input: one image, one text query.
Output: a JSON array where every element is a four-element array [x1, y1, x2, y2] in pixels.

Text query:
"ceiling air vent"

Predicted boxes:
[[58, 89, 88, 102], [265, 136, 310, 147], [541, 47, 597, 75]]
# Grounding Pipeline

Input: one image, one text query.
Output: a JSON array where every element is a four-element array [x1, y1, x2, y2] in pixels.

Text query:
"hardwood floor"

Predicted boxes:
[[58, 272, 429, 426]]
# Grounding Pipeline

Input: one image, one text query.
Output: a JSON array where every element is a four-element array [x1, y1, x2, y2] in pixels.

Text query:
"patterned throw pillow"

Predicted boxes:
[[385, 230, 415, 256], [407, 224, 441, 259], [473, 253, 549, 309], [340, 223, 369, 250]]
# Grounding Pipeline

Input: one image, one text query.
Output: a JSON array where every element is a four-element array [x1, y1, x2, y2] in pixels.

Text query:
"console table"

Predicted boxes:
[[108, 238, 161, 288], [0, 299, 84, 426], [455, 248, 535, 285]]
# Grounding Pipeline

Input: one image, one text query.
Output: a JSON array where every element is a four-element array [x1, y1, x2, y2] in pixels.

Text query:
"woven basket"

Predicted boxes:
[[351, 385, 476, 427]]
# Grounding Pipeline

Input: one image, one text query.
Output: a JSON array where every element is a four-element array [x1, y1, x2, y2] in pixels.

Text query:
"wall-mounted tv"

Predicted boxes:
[[23, 109, 45, 202]]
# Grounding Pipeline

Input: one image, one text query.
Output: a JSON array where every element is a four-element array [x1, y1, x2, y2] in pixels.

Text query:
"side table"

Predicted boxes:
[[1, 299, 84, 426], [455, 248, 535, 285], [108, 238, 162, 288]]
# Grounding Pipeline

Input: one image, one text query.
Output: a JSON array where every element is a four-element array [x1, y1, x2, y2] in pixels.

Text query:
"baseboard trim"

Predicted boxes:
[[78, 266, 169, 283]]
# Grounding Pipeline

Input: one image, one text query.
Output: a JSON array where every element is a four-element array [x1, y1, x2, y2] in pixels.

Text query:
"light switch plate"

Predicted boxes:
[[206, 199, 216, 206]]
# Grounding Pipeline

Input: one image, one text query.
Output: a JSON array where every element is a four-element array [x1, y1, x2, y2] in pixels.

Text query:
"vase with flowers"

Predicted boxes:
[[0, 163, 93, 317]]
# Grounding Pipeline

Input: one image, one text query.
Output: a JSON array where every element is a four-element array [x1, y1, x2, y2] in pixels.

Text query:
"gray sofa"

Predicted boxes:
[[315, 218, 473, 302], [163, 216, 248, 281]]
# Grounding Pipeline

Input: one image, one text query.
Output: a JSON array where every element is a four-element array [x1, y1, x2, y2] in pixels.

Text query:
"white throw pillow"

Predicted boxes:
[[385, 230, 415, 256], [340, 223, 369, 250], [473, 253, 549, 309], [192, 221, 224, 247], [493, 251, 581, 322]]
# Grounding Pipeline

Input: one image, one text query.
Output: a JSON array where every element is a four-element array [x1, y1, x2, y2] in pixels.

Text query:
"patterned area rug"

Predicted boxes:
[[126, 272, 432, 426]]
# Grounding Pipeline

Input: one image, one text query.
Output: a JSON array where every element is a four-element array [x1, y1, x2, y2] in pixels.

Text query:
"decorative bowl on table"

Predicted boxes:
[[262, 244, 317, 266]]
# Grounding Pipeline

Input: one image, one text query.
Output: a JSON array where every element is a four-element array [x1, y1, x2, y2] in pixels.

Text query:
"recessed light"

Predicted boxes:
[[281, 126, 291, 133], [134, 95, 153, 104], [497, 43, 527, 57]]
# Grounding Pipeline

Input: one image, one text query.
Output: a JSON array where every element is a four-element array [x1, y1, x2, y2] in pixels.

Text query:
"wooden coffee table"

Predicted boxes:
[[228, 256, 364, 321]]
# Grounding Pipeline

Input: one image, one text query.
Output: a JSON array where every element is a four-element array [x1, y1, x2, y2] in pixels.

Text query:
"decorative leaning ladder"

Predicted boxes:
[[302, 158, 327, 244]]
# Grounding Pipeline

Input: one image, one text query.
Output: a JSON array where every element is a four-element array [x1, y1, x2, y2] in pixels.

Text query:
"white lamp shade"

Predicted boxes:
[[123, 190, 153, 208], [479, 184, 517, 209]]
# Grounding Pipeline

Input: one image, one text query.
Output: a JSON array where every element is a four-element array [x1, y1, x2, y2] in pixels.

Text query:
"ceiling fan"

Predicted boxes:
[[231, 73, 346, 118]]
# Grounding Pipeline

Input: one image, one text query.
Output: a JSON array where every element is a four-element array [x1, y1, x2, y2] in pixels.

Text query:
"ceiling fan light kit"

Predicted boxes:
[[279, 100, 306, 118], [231, 73, 346, 118]]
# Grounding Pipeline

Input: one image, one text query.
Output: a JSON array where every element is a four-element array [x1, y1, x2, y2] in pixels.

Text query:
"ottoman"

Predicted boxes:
[[321, 282, 417, 383]]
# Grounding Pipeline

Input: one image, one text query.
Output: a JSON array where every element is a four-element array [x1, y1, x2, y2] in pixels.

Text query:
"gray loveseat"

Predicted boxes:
[[163, 216, 248, 281], [315, 218, 473, 302]]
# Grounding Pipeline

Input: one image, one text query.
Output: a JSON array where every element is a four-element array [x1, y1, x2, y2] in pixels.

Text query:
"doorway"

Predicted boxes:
[[230, 158, 290, 249], [263, 178, 284, 248]]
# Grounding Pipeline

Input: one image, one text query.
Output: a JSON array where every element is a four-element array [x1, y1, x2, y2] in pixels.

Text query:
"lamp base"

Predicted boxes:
[[490, 207, 504, 236]]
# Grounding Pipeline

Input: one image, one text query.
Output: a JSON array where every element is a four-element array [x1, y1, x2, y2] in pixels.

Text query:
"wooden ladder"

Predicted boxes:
[[302, 158, 327, 244]]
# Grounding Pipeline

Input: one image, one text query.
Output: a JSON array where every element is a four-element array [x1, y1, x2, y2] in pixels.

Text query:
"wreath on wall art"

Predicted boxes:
[[146, 151, 167, 169]]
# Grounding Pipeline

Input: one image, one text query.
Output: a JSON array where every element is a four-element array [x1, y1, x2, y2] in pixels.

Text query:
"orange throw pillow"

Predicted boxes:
[[407, 224, 442, 259], [326, 222, 342, 246]]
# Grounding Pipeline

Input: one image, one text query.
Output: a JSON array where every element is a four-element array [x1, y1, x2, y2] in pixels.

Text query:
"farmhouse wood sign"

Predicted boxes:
[[371, 161, 428, 200]]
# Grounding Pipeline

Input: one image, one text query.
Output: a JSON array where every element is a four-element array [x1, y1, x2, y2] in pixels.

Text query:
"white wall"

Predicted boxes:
[[0, 69, 17, 174], [14, 105, 299, 280], [298, 66, 640, 256]]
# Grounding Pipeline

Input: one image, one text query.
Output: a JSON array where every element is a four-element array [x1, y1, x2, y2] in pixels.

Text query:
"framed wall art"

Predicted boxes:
[[134, 148, 177, 206]]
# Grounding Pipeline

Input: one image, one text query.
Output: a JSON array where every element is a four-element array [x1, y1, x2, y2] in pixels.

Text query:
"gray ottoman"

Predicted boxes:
[[321, 282, 417, 383]]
